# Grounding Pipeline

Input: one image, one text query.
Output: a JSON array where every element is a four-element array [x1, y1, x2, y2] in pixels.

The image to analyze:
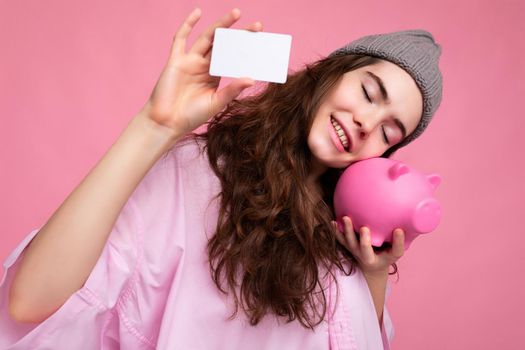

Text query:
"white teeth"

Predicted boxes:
[[331, 117, 349, 150]]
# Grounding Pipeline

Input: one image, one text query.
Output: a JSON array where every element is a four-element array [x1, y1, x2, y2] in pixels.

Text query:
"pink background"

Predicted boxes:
[[1, 0, 524, 349]]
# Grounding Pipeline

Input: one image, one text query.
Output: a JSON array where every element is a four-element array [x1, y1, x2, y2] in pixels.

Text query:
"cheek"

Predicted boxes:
[[331, 89, 359, 108], [307, 115, 326, 145]]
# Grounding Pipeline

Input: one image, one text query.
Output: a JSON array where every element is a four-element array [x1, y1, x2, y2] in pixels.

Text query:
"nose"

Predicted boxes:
[[353, 111, 382, 140]]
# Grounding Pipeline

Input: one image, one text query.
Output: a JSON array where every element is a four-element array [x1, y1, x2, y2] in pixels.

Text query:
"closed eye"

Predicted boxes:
[[382, 126, 390, 145], [362, 84, 371, 103], [362, 83, 388, 144]]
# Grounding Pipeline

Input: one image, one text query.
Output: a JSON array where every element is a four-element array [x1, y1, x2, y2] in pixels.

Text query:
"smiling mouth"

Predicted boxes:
[[330, 116, 351, 151]]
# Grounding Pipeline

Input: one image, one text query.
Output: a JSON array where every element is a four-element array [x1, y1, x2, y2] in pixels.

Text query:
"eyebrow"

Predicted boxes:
[[365, 70, 407, 140]]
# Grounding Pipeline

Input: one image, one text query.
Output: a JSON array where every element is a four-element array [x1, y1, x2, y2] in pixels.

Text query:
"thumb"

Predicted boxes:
[[210, 77, 255, 114]]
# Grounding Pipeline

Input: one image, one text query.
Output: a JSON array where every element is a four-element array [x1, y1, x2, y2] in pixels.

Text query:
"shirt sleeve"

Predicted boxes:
[[0, 149, 176, 350]]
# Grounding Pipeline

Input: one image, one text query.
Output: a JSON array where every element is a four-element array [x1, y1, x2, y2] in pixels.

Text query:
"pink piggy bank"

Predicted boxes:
[[333, 158, 442, 250]]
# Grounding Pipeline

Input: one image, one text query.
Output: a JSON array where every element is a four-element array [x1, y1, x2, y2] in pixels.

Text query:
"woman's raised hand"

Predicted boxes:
[[332, 216, 406, 276], [139, 8, 262, 136]]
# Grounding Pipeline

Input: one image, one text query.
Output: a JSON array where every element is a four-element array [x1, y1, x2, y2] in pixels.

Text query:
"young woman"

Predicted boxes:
[[1, 7, 442, 350]]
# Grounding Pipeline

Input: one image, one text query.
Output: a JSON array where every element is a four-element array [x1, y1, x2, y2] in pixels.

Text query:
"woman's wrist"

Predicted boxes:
[[362, 266, 389, 326], [131, 110, 185, 153]]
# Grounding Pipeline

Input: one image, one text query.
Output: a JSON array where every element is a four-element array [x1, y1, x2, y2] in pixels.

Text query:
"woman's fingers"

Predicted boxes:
[[333, 217, 407, 274], [359, 227, 375, 264], [332, 220, 352, 251], [332, 222, 345, 246], [392, 229, 405, 258], [190, 8, 242, 57], [248, 21, 263, 31], [342, 216, 359, 252], [170, 8, 202, 60], [204, 19, 263, 111]]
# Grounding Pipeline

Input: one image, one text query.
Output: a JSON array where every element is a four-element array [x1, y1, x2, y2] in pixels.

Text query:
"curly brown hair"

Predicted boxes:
[[190, 54, 400, 330]]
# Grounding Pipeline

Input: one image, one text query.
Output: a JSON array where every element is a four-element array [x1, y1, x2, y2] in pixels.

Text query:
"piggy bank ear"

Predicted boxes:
[[426, 174, 441, 190], [388, 162, 409, 180]]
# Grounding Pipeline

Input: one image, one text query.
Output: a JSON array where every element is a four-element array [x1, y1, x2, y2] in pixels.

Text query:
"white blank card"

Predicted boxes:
[[209, 28, 292, 84]]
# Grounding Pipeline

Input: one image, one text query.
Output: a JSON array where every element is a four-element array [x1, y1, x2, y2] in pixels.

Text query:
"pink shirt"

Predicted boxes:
[[0, 137, 394, 349]]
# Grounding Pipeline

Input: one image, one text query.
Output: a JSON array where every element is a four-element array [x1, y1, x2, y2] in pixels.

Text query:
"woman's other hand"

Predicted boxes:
[[332, 216, 405, 276], [139, 8, 262, 136]]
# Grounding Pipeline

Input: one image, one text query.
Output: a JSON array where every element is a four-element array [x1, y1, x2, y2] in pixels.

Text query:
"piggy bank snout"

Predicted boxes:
[[412, 198, 442, 233]]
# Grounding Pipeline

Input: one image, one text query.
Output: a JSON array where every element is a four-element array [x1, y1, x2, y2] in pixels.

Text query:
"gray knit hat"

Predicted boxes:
[[328, 29, 443, 153]]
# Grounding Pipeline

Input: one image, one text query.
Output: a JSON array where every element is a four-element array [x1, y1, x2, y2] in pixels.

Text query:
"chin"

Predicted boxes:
[[312, 153, 353, 170]]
